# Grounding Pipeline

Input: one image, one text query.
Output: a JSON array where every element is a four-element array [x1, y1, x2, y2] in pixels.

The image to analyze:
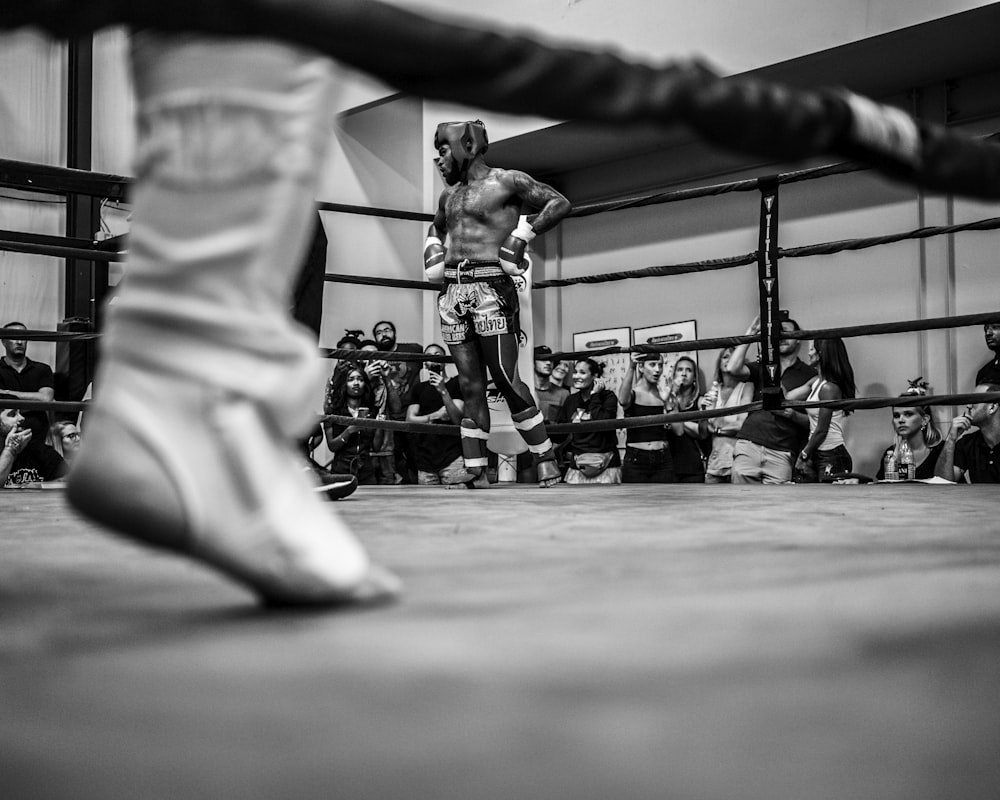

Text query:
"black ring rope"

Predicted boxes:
[[4, 391, 996, 438], [12, 312, 1000, 367], [780, 216, 1000, 260], [567, 160, 869, 219], [318, 389, 1000, 438]]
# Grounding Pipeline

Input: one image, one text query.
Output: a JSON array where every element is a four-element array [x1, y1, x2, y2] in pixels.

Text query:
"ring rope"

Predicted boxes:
[[319, 389, 1000, 439], [780, 216, 1000, 260], [4, 389, 996, 438], [316, 212, 1000, 294], [11, 312, 1000, 364], [567, 160, 869, 219]]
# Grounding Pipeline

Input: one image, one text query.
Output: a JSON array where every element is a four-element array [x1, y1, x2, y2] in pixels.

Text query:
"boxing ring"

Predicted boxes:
[[3, 146, 1000, 799], [3, 483, 1000, 800]]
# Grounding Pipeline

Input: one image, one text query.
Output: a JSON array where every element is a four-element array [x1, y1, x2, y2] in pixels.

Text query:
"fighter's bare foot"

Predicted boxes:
[[448, 472, 491, 489], [67, 369, 400, 608], [537, 458, 562, 488]]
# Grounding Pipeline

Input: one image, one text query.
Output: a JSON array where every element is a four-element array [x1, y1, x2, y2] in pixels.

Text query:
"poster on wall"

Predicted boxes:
[[634, 320, 700, 393]]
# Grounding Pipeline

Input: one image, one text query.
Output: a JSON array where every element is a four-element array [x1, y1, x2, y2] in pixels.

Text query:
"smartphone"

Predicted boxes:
[[356, 407, 370, 419], [427, 363, 444, 375]]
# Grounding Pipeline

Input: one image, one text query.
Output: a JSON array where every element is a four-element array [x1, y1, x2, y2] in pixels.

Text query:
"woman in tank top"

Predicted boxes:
[[787, 337, 856, 481], [664, 355, 708, 482], [616, 353, 674, 483]]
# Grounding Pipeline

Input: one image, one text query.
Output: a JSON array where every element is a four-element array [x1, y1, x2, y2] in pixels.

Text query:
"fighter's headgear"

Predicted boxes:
[[434, 120, 488, 184]]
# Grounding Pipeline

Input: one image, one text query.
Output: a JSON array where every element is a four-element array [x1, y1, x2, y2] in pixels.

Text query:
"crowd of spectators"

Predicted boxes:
[[3, 316, 997, 488]]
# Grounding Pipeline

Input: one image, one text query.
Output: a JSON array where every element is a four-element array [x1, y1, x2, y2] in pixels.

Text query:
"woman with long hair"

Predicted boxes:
[[617, 353, 674, 483], [875, 380, 944, 481], [698, 347, 753, 483], [789, 337, 856, 481], [664, 355, 707, 482], [557, 358, 621, 485], [323, 366, 378, 484]]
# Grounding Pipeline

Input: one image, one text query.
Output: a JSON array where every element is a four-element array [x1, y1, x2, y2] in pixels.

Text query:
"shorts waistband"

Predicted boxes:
[[443, 259, 505, 282]]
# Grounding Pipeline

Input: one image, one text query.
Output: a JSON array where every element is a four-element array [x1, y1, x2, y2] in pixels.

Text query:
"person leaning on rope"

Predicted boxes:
[[934, 384, 1000, 484]]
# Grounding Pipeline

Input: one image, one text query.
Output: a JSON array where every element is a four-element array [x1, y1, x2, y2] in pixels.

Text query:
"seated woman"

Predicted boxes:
[[557, 358, 621, 485], [664, 355, 707, 483], [616, 353, 674, 483], [875, 380, 944, 481], [323, 366, 378, 485], [787, 338, 856, 481], [699, 347, 753, 483], [50, 420, 82, 470]]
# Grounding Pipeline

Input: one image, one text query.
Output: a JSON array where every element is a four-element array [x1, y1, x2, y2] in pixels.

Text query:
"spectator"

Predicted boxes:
[[664, 355, 707, 483], [532, 346, 570, 424], [934, 383, 1000, 483], [515, 345, 570, 481], [0, 322, 56, 451], [727, 314, 815, 483], [976, 322, 1000, 385], [50, 420, 82, 469], [372, 320, 423, 406], [874, 381, 944, 481], [0, 396, 67, 487], [550, 360, 571, 389], [556, 358, 621, 485], [699, 347, 753, 484], [407, 344, 471, 486], [788, 338, 857, 482], [332, 331, 363, 377], [373, 320, 422, 483], [617, 353, 674, 483], [323, 366, 378, 484], [339, 340, 400, 484]]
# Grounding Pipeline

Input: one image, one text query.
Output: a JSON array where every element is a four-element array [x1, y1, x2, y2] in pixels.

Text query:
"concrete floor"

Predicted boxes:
[[2, 484, 999, 800]]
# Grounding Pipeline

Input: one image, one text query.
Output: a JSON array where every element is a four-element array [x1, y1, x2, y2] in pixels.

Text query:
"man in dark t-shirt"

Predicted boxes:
[[935, 383, 1000, 483], [0, 322, 56, 448], [1, 399, 68, 487], [975, 322, 1000, 386], [406, 344, 470, 485], [726, 315, 816, 484]]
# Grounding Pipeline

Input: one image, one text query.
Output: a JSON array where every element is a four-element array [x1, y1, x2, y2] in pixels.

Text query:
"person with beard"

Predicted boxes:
[[0, 398, 67, 487], [424, 120, 570, 488], [976, 323, 1000, 386], [372, 320, 422, 484]]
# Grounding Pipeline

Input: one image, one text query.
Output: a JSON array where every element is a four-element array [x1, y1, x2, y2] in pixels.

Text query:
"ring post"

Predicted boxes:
[[756, 176, 782, 410]]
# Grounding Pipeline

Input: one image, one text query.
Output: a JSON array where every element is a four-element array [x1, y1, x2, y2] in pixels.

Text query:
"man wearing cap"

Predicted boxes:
[[532, 345, 569, 427], [422, 120, 571, 487]]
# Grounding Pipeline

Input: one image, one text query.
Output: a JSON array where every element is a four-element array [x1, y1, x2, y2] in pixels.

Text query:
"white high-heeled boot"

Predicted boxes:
[[68, 33, 399, 606]]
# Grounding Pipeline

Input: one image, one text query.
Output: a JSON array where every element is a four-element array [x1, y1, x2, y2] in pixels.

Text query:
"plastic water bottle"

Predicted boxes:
[[898, 440, 915, 481], [883, 448, 898, 482]]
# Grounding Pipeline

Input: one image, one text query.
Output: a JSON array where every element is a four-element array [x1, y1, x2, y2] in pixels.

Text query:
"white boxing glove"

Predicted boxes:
[[498, 218, 535, 276], [423, 235, 446, 281]]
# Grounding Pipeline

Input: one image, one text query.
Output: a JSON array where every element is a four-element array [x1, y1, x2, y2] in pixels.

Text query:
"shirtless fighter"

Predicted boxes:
[[423, 120, 571, 488]]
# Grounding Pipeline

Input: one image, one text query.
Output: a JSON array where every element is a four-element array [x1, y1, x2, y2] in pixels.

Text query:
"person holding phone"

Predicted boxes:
[[406, 344, 472, 486], [323, 366, 379, 484]]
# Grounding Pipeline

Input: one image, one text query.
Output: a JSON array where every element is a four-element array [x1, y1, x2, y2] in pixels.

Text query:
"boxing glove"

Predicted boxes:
[[498, 219, 535, 276], [423, 235, 446, 281]]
